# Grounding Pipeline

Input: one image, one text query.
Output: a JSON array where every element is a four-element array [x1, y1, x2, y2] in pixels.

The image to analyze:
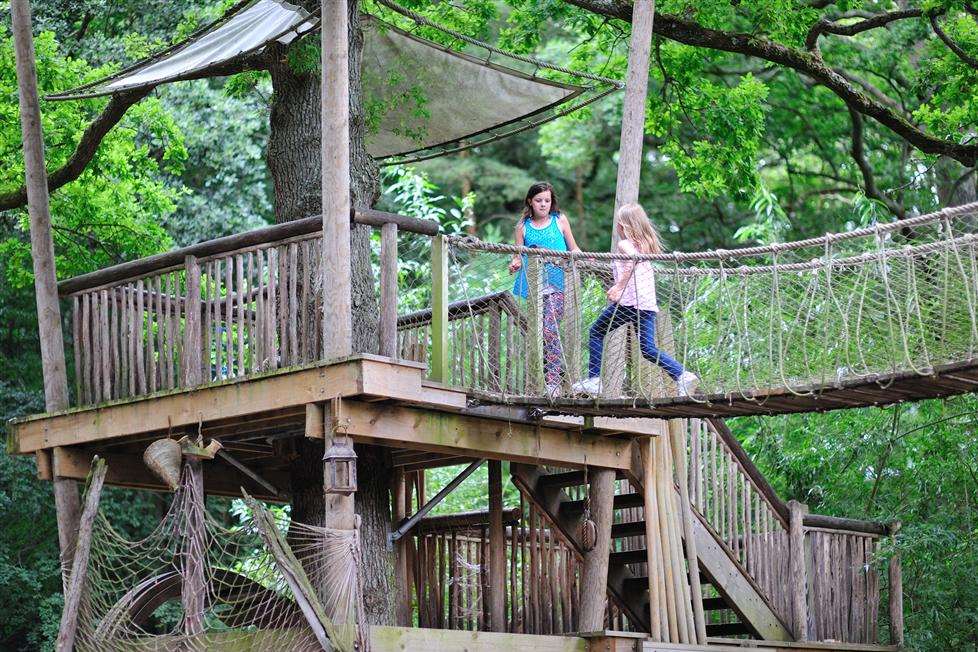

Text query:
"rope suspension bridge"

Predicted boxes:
[[62, 201, 978, 419]]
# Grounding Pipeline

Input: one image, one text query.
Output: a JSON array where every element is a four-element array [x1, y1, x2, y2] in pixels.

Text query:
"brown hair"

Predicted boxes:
[[522, 181, 560, 220]]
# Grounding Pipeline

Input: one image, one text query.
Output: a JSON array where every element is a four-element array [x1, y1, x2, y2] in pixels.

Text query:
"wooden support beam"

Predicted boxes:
[[324, 398, 356, 531], [430, 235, 449, 383], [55, 456, 106, 652], [789, 500, 809, 640], [182, 255, 202, 387], [11, 0, 81, 564], [579, 467, 616, 632], [612, 0, 655, 218], [393, 468, 412, 626], [888, 521, 904, 647], [488, 460, 505, 631], [331, 401, 635, 470], [379, 222, 399, 358], [321, 0, 352, 359], [52, 446, 286, 502]]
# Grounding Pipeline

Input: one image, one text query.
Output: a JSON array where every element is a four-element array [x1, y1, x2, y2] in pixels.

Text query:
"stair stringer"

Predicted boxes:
[[510, 463, 650, 631]]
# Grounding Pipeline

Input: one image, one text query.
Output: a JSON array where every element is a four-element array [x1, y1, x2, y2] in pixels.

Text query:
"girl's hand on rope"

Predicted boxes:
[[607, 284, 623, 303], [508, 256, 522, 273]]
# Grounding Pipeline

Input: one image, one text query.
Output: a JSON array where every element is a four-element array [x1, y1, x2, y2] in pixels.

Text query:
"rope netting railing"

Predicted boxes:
[[440, 202, 978, 404], [70, 465, 365, 651]]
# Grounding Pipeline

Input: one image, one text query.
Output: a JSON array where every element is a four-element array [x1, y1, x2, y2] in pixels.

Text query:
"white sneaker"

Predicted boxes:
[[571, 377, 602, 395], [546, 383, 561, 400], [676, 371, 699, 397]]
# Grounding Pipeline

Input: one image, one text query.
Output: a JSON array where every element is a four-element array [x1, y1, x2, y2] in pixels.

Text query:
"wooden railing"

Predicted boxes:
[[410, 488, 633, 635], [60, 209, 438, 408]]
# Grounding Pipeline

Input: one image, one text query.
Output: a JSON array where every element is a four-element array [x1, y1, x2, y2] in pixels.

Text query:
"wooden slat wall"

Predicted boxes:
[[807, 529, 881, 643], [412, 483, 631, 635]]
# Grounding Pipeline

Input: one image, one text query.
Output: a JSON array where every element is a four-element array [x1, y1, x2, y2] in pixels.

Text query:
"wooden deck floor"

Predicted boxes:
[[471, 358, 978, 419]]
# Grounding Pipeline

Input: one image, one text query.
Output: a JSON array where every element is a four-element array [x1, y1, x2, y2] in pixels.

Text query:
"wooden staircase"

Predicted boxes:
[[512, 436, 794, 642]]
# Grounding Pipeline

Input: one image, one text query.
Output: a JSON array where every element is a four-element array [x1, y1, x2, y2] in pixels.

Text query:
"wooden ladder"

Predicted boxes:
[[511, 462, 793, 641]]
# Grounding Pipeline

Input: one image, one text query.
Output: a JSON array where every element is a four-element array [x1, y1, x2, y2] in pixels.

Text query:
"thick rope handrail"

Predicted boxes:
[[449, 201, 978, 263]]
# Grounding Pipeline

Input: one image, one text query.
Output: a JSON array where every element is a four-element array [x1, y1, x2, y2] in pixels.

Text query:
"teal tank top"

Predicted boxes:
[[512, 212, 567, 299]]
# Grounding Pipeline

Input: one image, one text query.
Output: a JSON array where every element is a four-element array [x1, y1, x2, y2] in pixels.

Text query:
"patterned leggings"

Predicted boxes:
[[542, 292, 565, 387]]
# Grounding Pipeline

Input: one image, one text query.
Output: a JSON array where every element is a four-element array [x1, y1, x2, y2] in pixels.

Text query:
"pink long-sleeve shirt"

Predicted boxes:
[[613, 238, 659, 311]]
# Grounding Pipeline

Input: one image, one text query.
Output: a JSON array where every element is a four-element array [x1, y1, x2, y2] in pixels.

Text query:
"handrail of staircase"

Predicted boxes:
[[706, 418, 892, 536]]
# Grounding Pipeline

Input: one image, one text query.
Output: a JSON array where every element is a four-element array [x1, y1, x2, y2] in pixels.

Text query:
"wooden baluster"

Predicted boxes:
[[224, 256, 234, 376], [236, 253, 246, 372], [379, 223, 399, 358], [71, 296, 82, 402], [267, 248, 279, 369], [202, 262, 212, 382], [430, 235, 449, 383], [134, 280, 145, 395], [248, 251, 258, 372], [288, 243, 299, 366], [183, 256, 202, 388], [299, 241, 311, 363]]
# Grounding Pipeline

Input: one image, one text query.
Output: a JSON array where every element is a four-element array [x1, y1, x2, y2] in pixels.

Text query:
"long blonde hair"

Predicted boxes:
[[616, 203, 663, 254]]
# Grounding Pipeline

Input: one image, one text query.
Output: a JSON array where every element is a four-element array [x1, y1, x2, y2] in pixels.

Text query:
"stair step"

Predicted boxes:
[[611, 521, 646, 539], [706, 622, 752, 637], [703, 597, 728, 611], [609, 549, 648, 566], [624, 575, 713, 594], [538, 470, 625, 489], [563, 492, 644, 516]]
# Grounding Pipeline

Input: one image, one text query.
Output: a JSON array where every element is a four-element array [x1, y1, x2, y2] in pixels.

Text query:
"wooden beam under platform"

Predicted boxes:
[[319, 400, 638, 471]]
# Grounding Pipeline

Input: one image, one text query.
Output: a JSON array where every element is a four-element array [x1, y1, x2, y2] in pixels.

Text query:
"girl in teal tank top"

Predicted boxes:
[[508, 182, 582, 396]]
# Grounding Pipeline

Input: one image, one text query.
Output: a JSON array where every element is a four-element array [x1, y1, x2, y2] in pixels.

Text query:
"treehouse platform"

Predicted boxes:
[[6, 207, 922, 651]]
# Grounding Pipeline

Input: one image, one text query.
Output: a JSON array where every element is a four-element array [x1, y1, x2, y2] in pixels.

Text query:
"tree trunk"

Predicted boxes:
[[268, 3, 394, 625]]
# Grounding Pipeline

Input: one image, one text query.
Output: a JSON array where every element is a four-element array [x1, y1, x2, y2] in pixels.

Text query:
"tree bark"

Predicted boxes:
[[268, 2, 393, 625]]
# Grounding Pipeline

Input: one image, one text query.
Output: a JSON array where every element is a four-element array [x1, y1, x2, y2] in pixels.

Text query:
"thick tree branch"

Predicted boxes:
[[0, 88, 152, 213], [929, 11, 978, 71], [848, 106, 904, 218], [567, 0, 978, 166], [805, 9, 922, 52]]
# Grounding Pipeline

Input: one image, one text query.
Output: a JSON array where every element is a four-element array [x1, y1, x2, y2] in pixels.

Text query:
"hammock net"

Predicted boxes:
[[47, 0, 620, 165], [70, 465, 364, 652]]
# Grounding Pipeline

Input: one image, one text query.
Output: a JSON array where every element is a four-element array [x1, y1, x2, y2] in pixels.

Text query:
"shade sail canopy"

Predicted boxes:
[[49, 0, 616, 164]]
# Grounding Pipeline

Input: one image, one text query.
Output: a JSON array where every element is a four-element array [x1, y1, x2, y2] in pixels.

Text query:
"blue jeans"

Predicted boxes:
[[587, 305, 684, 380]]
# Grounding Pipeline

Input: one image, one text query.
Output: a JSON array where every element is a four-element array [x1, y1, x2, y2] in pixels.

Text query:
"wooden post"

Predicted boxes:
[[612, 0, 656, 222], [324, 398, 356, 531], [430, 235, 449, 383], [579, 467, 615, 632], [55, 457, 107, 652], [669, 419, 708, 644], [488, 460, 505, 631], [182, 255, 202, 387], [11, 0, 82, 562], [393, 468, 412, 626], [321, 0, 352, 359], [789, 500, 809, 640], [182, 458, 207, 637], [379, 222, 399, 358], [888, 521, 904, 647], [641, 438, 664, 642]]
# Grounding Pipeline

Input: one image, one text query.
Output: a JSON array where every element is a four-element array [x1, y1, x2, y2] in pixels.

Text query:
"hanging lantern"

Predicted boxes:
[[324, 435, 358, 495]]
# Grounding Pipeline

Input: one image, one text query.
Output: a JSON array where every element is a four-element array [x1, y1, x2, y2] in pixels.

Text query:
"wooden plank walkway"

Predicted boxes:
[[470, 358, 978, 419]]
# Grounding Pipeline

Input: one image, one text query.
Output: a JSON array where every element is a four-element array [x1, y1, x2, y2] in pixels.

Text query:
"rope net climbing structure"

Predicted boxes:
[[421, 203, 978, 407], [70, 466, 364, 652]]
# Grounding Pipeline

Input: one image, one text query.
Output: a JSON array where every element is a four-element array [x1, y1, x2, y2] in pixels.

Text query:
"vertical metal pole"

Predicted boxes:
[[321, 0, 352, 359], [10, 0, 81, 562]]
